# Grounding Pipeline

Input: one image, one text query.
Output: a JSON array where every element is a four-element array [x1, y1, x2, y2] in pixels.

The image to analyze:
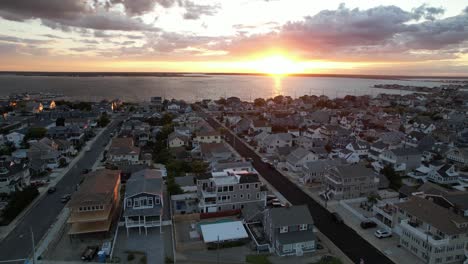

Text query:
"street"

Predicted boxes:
[[201, 111, 394, 264], [0, 117, 123, 262]]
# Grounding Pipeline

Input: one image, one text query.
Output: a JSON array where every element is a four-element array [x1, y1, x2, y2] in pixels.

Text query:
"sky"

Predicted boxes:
[[0, 0, 467, 75]]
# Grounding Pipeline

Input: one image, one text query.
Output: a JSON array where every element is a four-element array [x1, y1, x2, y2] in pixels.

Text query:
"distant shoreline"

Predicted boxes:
[[0, 71, 467, 80]]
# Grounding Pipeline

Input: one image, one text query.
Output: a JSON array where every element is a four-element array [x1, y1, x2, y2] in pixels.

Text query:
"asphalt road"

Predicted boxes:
[[201, 111, 394, 264], [0, 117, 123, 262]]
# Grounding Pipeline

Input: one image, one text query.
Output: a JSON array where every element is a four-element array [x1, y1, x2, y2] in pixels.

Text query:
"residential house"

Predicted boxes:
[[196, 170, 266, 213], [263, 205, 315, 256], [211, 161, 254, 173], [258, 133, 293, 154], [396, 197, 468, 264], [175, 176, 197, 193], [24, 102, 43, 113], [67, 169, 121, 236], [28, 138, 60, 175], [286, 148, 318, 172], [427, 164, 459, 184], [199, 143, 234, 164], [193, 131, 222, 147], [322, 164, 379, 200], [250, 119, 271, 133], [46, 125, 84, 145], [0, 157, 30, 194], [337, 149, 360, 164], [123, 169, 164, 236], [168, 132, 190, 148], [301, 159, 343, 183], [446, 147, 468, 167], [345, 140, 370, 157], [108, 138, 140, 165], [368, 141, 388, 161], [376, 147, 422, 172], [5, 132, 25, 148]]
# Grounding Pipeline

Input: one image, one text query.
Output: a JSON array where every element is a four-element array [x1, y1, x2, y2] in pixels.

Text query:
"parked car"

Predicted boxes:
[[61, 194, 72, 203], [331, 212, 343, 224], [374, 229, 392, 239], [47, 187, 57, 194], [360, 220, 377, 229], [261, 157, 269, 163], [81, 246, 99, 261]]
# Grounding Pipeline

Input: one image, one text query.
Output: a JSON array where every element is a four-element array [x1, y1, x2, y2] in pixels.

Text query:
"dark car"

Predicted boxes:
[[331, 212, 343, 224], [81, 246, 99, 261], [61, 194, 72, 203], [47, 187, 57, 194], [360, 220, 377, 229]]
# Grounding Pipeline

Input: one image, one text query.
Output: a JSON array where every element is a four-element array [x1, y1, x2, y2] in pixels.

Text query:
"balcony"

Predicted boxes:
[[400, 219, 450, 247], [126, 219, 161, 228], [201, 187, 217, 198]]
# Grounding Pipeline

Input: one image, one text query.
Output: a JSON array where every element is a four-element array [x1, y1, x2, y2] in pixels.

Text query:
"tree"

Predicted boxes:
[[56, 117, 65, 127], [191, 160, 208, 175], [166, 177, 183, 195], [273, 95, 284, 105], [253, 98, 266, 107], [97, 113, 110, 127], [25, 127, 47, 141], [381, 165, 401, 190], [161, 113, 174, 126], [58, 157, 67, 168]]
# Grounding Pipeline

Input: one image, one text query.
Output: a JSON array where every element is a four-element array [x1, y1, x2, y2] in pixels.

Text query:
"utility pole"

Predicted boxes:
[[30, 227, 36, 264], [216, 235, 220, 264]]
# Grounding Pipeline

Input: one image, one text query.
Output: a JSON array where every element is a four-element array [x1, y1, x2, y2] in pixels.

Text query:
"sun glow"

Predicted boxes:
[[251, 55, 303, 75]]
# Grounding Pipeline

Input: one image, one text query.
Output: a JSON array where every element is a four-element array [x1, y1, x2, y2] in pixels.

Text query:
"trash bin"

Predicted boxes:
[[97, 251, 106, 263]]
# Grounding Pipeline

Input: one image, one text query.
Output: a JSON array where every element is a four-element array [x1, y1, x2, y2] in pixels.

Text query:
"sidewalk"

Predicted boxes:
[[0, 126, 107, 242]]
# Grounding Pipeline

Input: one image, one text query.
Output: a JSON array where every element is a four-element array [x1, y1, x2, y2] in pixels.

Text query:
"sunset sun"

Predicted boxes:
[[253, 55, 303, 75]]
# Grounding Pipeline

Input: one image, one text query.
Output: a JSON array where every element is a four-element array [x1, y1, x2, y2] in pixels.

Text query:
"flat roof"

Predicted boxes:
[[200, 221, 248, 243]]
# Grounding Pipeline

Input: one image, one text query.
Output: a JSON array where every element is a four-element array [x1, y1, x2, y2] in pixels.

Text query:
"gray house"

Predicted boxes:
[[196, 171, 266, 213], [123, 169, 163, 236], [263, 205, 316, 256]]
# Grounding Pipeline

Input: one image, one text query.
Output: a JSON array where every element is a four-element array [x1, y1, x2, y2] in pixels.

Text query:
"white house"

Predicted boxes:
[[286, 148, 318, 172], [168, 132, 190, 148], [258, 133, 293, 154], [6, 132, 25, 148]]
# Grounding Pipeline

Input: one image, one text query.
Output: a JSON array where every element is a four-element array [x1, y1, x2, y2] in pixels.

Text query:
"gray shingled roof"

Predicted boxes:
[[269, 205, 314, 227], [398, 197, 468, 235], [126, 169, 163, 198]]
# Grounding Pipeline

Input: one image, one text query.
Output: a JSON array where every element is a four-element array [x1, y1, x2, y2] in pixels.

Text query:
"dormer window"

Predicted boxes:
[[300, 224, 308, 231], [280, 226, 288, 233]]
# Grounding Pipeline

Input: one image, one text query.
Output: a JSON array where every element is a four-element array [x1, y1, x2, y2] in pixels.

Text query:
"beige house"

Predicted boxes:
[[193, 130, 222, 146], [397, 197, 468, 264], [67, 169, 121, 236], [168, 132, 189, 148], [108, 137, 140, 165]]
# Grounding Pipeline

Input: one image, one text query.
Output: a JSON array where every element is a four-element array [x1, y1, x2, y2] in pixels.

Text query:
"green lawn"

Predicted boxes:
[[246, 255, 271, 264]]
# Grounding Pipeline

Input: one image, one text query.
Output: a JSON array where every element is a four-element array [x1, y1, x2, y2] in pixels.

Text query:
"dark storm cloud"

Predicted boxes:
[[0, 0, 158, 32], [219, 4, 468, 61], [182, 1, 220, 20], [412, 4, 445, 21]]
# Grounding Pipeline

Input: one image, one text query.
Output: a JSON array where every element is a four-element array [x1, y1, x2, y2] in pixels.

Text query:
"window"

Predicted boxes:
[[300, 224, 308, 231], [247, 194, 251, 200], [246, 184, 250, 189], [141, 197, 147, 207], [229, 186, 234, 192], [239, 184, 243, 190], [256, 193, 260, 199], [155, 197, 160, 204], [280, 226, 289, 233], [134, 199, 140, 208], [254, 183, 258, 189], [223, 186, 228, 192], [148, 197, 153, 206], [240, 194, 244, 199]]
